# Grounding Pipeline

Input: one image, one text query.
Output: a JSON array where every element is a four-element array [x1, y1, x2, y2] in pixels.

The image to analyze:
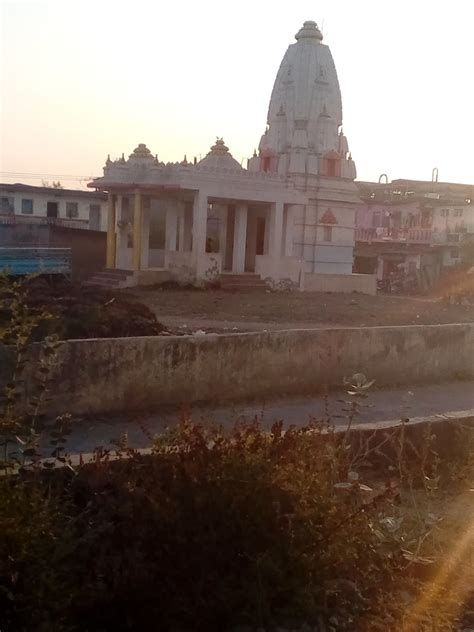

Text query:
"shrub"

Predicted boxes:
[[0, 418, 411, 631]]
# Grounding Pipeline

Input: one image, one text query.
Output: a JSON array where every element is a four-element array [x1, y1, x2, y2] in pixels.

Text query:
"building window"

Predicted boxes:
[[450, 247, 460, 259], [21, 198, 33, 214], [454, 209, 463, 217], [323, 226, 333, 242], [66, 202, 79, 218], [262, 156, 271, 172], [440, 209, 449, 217], [447, 233, 460, 243], [0, 197, 14, 214]]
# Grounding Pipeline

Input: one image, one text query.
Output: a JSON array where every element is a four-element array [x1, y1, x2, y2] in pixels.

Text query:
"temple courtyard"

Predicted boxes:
[[123, 286, 474, 332]]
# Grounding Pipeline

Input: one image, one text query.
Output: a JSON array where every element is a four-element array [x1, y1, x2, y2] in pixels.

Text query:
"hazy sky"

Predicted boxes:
[[1, 0, 473, 189]]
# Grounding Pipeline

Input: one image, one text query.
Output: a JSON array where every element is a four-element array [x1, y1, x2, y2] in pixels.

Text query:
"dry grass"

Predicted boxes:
[[124, 287, 474, 331]]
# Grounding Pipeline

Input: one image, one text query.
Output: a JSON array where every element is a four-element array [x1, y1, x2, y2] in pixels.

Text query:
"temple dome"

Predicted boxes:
[[197, 138, 243, 170], [128, 143, 154, 163]]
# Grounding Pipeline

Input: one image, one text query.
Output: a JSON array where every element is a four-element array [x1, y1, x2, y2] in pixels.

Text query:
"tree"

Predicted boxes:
[[41, 180, 63, 189]]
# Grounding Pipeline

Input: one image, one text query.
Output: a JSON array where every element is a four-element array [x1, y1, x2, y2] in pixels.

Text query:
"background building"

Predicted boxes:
[[0, 183, 107, 280], [355, 178, 474, 290], [0, 183, 107, 230]]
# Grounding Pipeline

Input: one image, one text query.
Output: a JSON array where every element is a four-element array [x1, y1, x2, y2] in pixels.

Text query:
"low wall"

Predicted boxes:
[[164, 251, 196, 284], [304, 272, 376, 295], [255, 255, 304, 289], [1, 324, 472, 416]]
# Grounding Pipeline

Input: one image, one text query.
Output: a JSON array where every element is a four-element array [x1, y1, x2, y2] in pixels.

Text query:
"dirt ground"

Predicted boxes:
[[124, 287, 474, 332]]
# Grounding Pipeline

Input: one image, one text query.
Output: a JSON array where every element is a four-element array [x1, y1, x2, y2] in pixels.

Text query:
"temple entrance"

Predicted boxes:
[[256, 217, 265, 256], [244, 210, 267, 272]]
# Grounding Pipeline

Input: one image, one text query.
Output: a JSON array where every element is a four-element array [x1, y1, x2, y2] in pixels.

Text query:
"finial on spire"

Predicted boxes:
[[209, 138, 229, 155], [295, 20, 323, 42]]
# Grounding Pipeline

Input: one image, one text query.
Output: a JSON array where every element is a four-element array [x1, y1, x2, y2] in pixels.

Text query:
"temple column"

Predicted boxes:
[[177, 201, 186, 252], [192, 190, 208, 258], [115, 195, 124, 268], [218, 205, 228, 264], [284, 205, 296, 256], [106, 192, 116, 268], [232, 203, 248, 273], [269, 200, 284, 257], [183, 202, 193, 251], [141, 199, 150, 269], [245, 211, 257, 271], [166, 202, 178, 251], [132, 190, 142, 271]]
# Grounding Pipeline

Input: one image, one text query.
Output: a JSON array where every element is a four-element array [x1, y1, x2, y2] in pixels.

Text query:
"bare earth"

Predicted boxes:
[[124, 287, 474, 333]]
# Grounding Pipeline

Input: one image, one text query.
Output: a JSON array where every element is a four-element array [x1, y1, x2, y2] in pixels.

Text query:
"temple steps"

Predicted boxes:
[[83, 269, 135, 289], [219, 273, 268, 291]]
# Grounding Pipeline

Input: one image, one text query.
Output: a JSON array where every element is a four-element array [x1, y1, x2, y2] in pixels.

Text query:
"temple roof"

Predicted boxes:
[[197, 138, 243, 171]]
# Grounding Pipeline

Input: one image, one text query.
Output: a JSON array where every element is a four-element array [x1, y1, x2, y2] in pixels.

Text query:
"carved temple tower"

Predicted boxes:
[[248, 21, 360, 274]]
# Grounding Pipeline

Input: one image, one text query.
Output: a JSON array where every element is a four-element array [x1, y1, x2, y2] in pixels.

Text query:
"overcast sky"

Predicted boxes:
[[1, 0, 473, 188]]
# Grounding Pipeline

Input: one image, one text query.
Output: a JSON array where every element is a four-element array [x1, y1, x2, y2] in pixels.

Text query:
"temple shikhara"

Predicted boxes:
[[89, 21, 367, 291]]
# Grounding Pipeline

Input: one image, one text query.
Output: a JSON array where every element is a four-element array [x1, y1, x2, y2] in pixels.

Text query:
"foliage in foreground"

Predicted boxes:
[[1, 275, 474, 631], [2, 413, 474, 632]]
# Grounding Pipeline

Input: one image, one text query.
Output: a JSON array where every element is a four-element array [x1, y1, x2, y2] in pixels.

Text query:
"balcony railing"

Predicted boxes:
[[355, 227, 433, 244]]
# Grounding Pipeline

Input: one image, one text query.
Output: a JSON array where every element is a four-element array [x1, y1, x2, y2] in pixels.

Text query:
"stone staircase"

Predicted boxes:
[[83, 269, 135, 289], [219, 273, 268, 291]]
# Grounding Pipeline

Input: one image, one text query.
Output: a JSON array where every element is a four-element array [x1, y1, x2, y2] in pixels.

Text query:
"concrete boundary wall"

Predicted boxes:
[[304, 272, 377, 295], [1, 324, 472, 416]]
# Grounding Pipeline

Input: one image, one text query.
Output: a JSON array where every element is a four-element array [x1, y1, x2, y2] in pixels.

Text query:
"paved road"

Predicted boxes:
[[56, 380, 474, 455]]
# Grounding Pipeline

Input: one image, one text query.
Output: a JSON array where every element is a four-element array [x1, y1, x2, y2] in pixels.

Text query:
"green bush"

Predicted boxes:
[[1, 417, 412, 632]]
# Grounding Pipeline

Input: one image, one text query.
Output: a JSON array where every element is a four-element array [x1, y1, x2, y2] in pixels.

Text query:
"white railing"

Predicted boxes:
[[355, 227, 433, 244]]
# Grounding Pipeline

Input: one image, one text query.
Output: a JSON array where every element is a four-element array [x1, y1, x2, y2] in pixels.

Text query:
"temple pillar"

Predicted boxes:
[[183, 202, 193, 252], [245, 211, 258, 272], [269, 200, 284, 257], [192, 190, 208, 258], [132, 190, 142, 271], [218, 205, 228, 265], [177, 201, 186, 252], [166, 202, 178, 251], [284, 205, 296, 256], [232, 203, 248, 273], [106, 192, 116, 268], [141, 199, 150, 269]]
